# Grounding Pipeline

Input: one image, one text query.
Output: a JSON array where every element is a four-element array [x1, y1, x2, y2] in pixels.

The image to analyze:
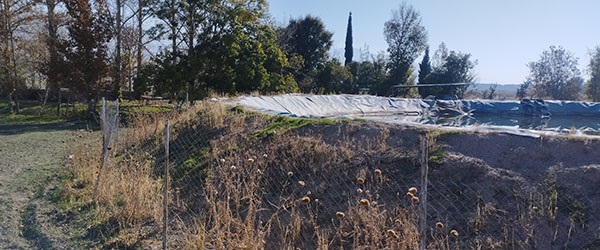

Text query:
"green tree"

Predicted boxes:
[[521, 46, 582, 100], [482, 84, 497, 100], [382, 2, 427, 96], [344, 12, 353, 65], [585, 46, 600, 101], [419, 46, 477, 99], [315, 59, 353, 94], [191, 3, 294, 95], [348, 49, 388, 94], [63, 0, 113, 116], [137, 0, 295, 98], [278, 15, 333, 73], [134, 51, 185, 99], [418, 47, 431, 84], [365, 51, 390, 95], [516, 80, 530, 99]]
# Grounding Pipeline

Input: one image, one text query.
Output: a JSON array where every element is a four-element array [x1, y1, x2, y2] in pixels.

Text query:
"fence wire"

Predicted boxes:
[[97, 100, 600, 250]]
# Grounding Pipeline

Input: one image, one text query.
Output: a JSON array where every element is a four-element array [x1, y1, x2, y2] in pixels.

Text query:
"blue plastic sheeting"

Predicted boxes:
[[462, 99, 600, 116]]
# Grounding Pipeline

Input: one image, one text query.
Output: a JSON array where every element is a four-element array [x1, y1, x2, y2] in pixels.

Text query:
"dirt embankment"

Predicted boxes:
[[290, 122, 600, 249], [0, 122, 86, 249]]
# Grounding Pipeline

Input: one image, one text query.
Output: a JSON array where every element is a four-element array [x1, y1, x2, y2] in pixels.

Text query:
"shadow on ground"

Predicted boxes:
[[0, 121, 94, 135]]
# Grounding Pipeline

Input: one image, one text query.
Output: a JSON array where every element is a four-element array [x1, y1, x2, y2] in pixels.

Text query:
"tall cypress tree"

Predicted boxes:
[[344, 12, 353, 65], [418, 47, 431, 84]]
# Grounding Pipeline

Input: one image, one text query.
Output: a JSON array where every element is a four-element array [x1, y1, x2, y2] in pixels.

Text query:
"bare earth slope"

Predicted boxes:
[[290, 121, 600, 249], [0, 123, 83, 249]]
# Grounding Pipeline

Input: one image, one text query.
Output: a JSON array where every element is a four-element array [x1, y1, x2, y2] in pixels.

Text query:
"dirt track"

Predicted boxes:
[[0, 122, 84, 249]]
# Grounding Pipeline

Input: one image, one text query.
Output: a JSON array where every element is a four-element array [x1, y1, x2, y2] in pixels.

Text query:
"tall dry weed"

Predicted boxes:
[[69, 100, 430, 248], [66, 110, 169, 247]]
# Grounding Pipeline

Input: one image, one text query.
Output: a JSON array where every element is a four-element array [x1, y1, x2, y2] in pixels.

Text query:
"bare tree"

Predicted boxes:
[[0, 0, 35, 114], [39, 0, 67, 115], [114, 0, 122, 96]]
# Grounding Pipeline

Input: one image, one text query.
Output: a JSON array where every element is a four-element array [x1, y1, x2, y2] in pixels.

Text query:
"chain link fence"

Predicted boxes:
[[95, 99, 600, 249]]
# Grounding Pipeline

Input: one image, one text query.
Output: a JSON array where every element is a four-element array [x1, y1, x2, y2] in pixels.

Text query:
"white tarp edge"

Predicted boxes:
[[235, 94, 600, 137]]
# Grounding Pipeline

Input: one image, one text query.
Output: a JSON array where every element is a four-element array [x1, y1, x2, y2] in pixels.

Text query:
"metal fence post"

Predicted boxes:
[[92, 98, 109, 204], [114, 99, 119, 153], [419, 133, 429, 250], [163, 119, 170, 250]]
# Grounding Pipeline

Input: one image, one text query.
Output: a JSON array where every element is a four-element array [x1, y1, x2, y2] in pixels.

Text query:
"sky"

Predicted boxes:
[[267, 0, 600, 84]]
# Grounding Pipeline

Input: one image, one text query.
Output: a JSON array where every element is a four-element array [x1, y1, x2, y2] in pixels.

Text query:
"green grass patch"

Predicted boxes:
[[117, 101, 173, 125], [118, 101, 173, 116], [252, 115, 342, 138], [0, 102, 85, 124], [174, 147, 211, 183], [428, 146, 446, 163]]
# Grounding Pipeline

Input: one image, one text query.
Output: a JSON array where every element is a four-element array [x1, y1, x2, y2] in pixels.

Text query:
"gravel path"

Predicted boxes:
[[0, 122, 85, 249]]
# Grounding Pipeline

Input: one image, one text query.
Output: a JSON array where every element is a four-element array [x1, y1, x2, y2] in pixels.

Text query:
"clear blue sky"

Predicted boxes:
[[267, 0, 600, 84]]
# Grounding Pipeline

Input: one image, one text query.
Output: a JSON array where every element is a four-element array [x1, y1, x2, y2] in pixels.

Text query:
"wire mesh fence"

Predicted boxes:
[[95, 99, 600, 249]]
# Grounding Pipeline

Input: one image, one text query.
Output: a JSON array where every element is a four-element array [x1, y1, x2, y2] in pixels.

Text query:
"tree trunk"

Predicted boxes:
[[136, 0, 143, 80], [14, 89, 19, 114], [45, 0, 61, 117], [114, 0, 122, 97], [56, 88, 61, 116], [87, 98, 97, 120], [186, 6, 195, 104], [39, 85, 49, 116], [7, 93, 13, 114], [170, 0, 176, 66], [3, 0, 17, 114]]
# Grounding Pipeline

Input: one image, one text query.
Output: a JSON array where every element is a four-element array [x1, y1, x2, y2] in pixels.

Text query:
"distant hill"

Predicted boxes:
[[470, 83, 520, 92], [466, 83, 520, 100]]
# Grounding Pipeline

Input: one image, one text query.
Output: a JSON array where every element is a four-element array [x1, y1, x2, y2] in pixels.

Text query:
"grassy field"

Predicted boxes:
[[0, 101, 86, 124], [0, 120, 92, 248]]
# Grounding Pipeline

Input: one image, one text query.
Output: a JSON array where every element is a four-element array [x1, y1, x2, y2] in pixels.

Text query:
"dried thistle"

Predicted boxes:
[[450, 229, 459, 237], [287, 171, 294, 177], [357, 177, 365, 184], [335, 212, 345, 219], [436, 222, 444, 229], [247, 158, 255, 163], [359, 198, 370, 206], [300, 196, 310, 203], [297, 181, 305, 187], [374, 169, 382, 175], [406, 192, 414, 199], [411, 196, 420, 204], [408, 187, 418, 195], [386, 229, 399, 239]]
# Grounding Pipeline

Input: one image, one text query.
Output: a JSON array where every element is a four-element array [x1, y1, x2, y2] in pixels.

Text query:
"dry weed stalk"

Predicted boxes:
[[66, 109, 170, 247], [334, 205, 419, 249]]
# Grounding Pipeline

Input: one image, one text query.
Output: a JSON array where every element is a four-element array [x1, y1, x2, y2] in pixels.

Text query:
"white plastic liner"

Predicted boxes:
[[236, 94, 600, 136]]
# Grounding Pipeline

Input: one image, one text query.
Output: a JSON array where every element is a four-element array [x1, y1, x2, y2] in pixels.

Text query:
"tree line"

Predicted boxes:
[[1, 1, 600, 116]]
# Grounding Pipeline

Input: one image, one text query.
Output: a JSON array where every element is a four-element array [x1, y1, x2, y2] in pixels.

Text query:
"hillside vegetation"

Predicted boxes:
[[64, 100, 600, 249]]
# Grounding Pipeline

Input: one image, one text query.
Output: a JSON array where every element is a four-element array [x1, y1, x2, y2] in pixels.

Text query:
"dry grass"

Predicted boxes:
[[165, 102, 427, 249], [64, 111, 168, 247], [63, 99, 600, 249], [63, 100, 427, 248]]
